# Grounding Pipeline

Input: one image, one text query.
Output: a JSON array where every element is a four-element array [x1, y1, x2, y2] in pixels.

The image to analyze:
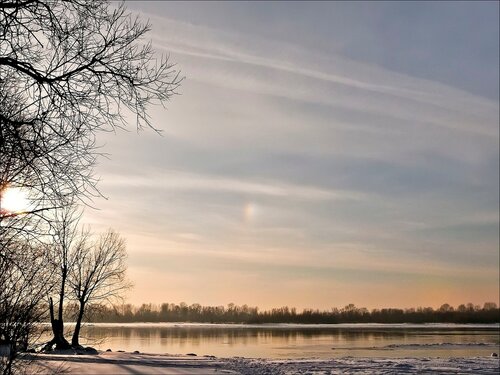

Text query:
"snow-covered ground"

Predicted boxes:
[[225, 356, 500, 374], [27, 351, 500, 374]]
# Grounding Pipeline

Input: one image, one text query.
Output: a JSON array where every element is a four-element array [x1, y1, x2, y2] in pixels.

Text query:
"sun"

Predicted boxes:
[[0, 187, 30, 214]]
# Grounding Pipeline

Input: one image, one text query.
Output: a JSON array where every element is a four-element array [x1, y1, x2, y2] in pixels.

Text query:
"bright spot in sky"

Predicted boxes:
[[243, 202, 258, 223], [0, 187, 30, 213]]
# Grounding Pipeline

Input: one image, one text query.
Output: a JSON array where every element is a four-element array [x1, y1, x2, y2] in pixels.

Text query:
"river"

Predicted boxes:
[[62, 323, 500, 359]]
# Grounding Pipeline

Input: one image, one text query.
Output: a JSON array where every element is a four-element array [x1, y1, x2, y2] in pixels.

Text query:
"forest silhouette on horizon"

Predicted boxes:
[[64, 301, 500, 324]]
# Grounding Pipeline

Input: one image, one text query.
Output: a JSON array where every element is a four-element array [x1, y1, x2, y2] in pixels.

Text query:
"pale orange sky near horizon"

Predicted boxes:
[[82, 2, 499, 311]]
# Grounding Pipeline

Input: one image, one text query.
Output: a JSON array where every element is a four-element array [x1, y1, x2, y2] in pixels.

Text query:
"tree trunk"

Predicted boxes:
[[71, 300, 85, 347], [47, 297, 70, 350], [58, 268, 66, 324]]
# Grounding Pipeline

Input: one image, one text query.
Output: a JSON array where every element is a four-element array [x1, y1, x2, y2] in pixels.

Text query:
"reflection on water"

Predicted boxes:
[[74, 324, 499, 359]]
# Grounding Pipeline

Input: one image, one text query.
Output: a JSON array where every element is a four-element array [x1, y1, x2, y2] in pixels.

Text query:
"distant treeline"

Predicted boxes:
[[64, 302, 500, 324]]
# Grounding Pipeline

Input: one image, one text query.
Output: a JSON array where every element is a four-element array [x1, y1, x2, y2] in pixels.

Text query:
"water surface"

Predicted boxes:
[[70, 323, 500, 359]]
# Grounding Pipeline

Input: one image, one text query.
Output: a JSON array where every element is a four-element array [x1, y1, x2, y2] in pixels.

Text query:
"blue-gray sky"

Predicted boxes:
[[84, 1, 499, 309]]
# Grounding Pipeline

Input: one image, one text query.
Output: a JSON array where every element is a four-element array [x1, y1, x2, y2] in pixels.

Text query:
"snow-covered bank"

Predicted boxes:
[[28, 352, 229, 374], [27, 351, 500, 374], [225, 356, 500, 374]]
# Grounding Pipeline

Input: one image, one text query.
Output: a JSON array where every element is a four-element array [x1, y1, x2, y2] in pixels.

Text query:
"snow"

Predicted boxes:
[[28, 352, 234, 374], [27, 351, 500, 374], [224, 357, 500, 374]]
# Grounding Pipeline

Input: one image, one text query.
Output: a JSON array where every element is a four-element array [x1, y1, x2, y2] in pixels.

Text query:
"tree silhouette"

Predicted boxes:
[[68, 229, 130, 347], [0, 0, 181, 369], [0, 0, 182, 222], [44, 205, 84, 351], [0, 240, 57, 375]]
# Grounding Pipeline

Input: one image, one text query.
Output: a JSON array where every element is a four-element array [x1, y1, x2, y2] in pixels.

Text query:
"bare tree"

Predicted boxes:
[[0, 240, 57, 375], [1, 1, 180, 368], [44, 205, 85, 350], [0, 0, 182, 220], [68, 229, 130, 347]]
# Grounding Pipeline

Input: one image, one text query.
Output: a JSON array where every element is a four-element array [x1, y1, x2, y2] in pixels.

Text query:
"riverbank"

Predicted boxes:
[[26, 351, 500, 374]]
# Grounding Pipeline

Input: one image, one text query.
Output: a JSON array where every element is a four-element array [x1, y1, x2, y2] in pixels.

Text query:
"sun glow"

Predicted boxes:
[[0, 187, 30, 214]]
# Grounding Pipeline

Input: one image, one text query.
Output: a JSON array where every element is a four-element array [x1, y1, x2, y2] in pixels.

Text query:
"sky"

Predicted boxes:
[[84, 1, 499, 310]]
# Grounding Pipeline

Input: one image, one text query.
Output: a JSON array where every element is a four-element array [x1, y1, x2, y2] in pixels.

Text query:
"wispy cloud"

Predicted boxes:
[[149, 16, 497, 132], [102, 170, 365, 201]]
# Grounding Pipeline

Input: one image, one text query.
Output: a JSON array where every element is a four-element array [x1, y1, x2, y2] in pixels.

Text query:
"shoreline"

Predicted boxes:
[[26, 350, 500, 374], [63, 322, 500, 327]]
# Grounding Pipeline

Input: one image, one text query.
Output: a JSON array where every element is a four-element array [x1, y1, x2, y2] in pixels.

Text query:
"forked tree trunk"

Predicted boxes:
[[71, 300, 85, 347], [47, 297, 70, 350]]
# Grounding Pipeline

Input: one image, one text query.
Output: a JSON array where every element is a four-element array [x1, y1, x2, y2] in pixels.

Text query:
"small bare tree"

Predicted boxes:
[[45, 205, 84, 350], [68, 229, 130, 347]]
